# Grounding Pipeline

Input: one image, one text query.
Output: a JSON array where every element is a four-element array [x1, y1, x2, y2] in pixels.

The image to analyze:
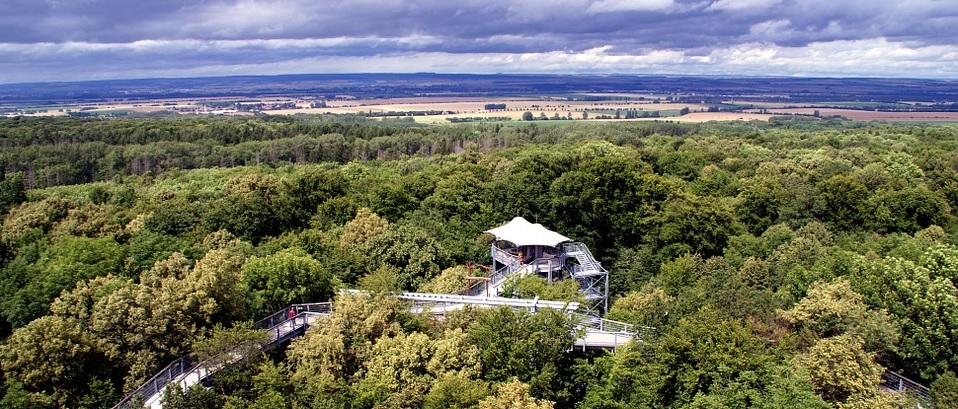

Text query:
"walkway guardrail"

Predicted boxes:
[[112, 303, 333, 409], [399, 292, 579, 314], [114, 294, 644, 409], [111, 355, 200, 409], [491, 247, 519, 265], [466, 258, 524, 296], [881, 370, 930, 403], [572, 313, 635, 334]]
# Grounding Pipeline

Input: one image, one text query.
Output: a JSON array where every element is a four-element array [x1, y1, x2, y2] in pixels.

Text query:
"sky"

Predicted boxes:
[[2, 0, 958, 84]]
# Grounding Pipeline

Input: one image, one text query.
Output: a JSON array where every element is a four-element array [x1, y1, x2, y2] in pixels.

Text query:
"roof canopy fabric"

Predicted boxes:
[[485, 217, 572, 247]]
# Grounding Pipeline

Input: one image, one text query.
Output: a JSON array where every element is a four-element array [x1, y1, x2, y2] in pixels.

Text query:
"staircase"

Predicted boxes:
[[562, 242, 604, 276], [464, 258, 527, 297]]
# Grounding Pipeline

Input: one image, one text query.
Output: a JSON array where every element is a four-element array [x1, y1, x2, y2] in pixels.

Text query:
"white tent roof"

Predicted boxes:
[[485, 217, 572, 247]]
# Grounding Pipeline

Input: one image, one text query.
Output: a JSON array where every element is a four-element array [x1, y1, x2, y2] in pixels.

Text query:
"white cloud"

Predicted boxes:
[[174, 1, 314, 39], [4, 35, 958, 83], [706, 0, 782, 12], [586, 0, 675, 13], [749, 19, 791, 36], [701, 38, 958, 76]]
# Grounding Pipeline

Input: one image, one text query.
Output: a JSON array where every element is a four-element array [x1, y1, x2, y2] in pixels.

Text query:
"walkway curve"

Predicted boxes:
[[112, 292, 644, 409]]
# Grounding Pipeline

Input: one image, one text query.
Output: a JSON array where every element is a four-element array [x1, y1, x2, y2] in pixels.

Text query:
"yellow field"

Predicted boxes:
[[663, 112, 772, 122], [5, 94, 796, 124], [765, 108, 958, 122], [267, 97, 715, 125]]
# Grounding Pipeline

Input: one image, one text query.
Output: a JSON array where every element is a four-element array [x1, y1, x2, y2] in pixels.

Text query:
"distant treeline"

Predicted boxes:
[[0, 115, 700, 189], [446, 116, 512, 123]]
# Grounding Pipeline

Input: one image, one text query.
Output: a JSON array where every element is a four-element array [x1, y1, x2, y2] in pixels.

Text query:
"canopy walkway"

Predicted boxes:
[[112, 292, 644, 409]]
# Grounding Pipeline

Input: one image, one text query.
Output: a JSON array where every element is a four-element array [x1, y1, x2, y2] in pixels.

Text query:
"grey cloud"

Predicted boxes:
[[6, 0, 956, 48], [2, 0, 958, 82]]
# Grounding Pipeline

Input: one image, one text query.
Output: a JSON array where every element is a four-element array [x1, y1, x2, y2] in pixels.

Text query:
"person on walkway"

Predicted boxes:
[[288, 307, 296, 328]]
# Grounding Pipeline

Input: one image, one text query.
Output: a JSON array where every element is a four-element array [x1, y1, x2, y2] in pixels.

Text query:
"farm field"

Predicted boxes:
[[265, 97, 712, 123], [764, 108, 958, 122], [12, 96, 958, 124]]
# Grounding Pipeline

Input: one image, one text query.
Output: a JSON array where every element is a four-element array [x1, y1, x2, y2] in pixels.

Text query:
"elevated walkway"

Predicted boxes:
[[112, 293, 640, 409], [115, 303, 332, 409], [880, 370, 930, 406]]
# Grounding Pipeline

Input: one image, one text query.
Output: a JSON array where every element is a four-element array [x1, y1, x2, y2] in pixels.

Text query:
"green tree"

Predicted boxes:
[[0, 379, 56, 409], [144, 196, 202, 236], [286, 293, 404, 384], [467, 307, 575, 401], [606, 283, 671, 328], [340, 207, 389, 248], [205, 173, 286, 242], [418, 265, 474, 294], [691, 164, 741, 198], [792, 334, 883, 404], [735, 176, 788, 235], [479, 378, 553, 409], [188, 247, 248, 324], [549, 156, 652, 253], [781, 278, 899, 355], [849, 251, 958, 380], [583, 308, 775, 408], [160, 383, 223, 409], [423, 375, 489, 409], [358, 329, 482, 408], [242, 247, 333, 316], [645, 192, 742, 257], [0, 171, 27, 214], [191, 321, 268, 377], [498, 275, 584, 304], [362, 224, 451, 291], [930, 371, 958, 409], [868, 185, 953, 234], [0, 316, 100, 408], [814, 174, 869, 232], [282, 167, 347, 229], [2, 235, 124, 328], [190, 322, 269, 401]]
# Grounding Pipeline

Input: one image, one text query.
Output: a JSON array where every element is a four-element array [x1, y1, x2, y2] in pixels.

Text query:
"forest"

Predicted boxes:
[[0, 114, 957, 409]]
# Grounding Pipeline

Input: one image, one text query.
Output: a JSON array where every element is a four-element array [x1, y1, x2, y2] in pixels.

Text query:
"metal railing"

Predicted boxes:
[[491, 247, 519, 264], [466, 259, 524, 296], [112, 303, 333, 409], [111, 355, 200, 409], [112, 294, 646, 409], [253, 302, 333, 330], [571, 313, 635, 334], [400, 292, 579, 314], [881, 370, 930, 403], [562, 242, 605, 275]]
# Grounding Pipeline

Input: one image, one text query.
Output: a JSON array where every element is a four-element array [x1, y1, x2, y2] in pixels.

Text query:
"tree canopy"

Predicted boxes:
[[1, 115, 957, 408]]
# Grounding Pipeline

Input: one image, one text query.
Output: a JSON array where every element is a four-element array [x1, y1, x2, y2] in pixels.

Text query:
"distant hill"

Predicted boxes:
[[2, 73, 956, 105]]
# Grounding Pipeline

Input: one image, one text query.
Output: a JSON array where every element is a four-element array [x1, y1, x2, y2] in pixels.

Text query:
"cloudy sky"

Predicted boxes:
[[2, 0, 957, 83]]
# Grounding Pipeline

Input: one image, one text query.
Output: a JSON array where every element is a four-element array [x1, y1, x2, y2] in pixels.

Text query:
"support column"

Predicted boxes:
[[603, 271, 609, 313]]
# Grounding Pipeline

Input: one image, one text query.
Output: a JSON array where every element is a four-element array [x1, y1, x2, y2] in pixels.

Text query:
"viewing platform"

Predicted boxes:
[[467, 217, 609, 314]]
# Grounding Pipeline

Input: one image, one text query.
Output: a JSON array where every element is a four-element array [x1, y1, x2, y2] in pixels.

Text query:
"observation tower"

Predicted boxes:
[[465, 217, 610, 314]]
